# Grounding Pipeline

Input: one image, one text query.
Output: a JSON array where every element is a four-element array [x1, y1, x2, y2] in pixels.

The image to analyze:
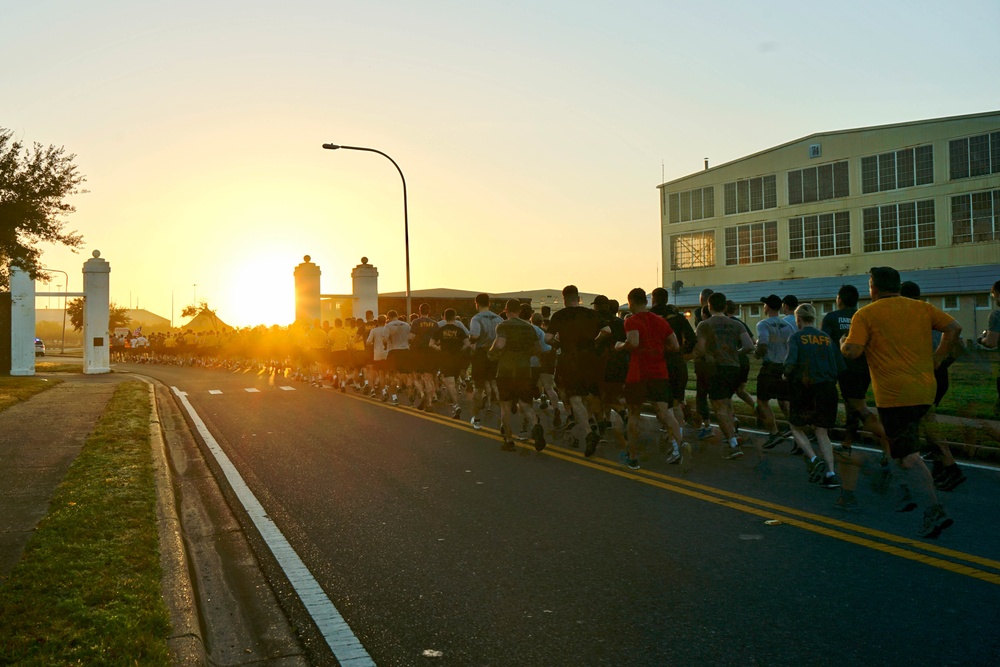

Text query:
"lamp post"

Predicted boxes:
[[322, 143, 411, 317], [42, 268, 69, 355]]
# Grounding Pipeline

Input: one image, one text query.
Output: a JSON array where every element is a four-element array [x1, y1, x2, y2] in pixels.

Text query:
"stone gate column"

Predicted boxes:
[[82, 250, 110, 374], [294, 255, 321, 324], [351, 257, 378, 319], [9, 266, 35, 376]]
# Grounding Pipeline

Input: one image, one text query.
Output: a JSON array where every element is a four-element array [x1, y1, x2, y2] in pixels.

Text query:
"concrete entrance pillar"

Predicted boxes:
[[352, 257, 379, 318], [294, 255, 321, 324], [82, 250, 110, 374], [9, 266, 36, 376]]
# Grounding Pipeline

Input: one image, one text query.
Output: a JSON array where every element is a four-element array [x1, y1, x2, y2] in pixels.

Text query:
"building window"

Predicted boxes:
[[951, 189, 1000, 244], [862, 200, 936, 252], [668, 186, 715, 223], [789, 212, 851, 259], [670, 231, 715, 270], [788, 161, 849, 205], [723, 175, 777, 215], [949, 131, 1000, 180], [724, 221, 778, 266], [748, 304, 761, 317], [975, 293, 990, 309], [942, 295, 959, 310], [861, 145, 934, 194]]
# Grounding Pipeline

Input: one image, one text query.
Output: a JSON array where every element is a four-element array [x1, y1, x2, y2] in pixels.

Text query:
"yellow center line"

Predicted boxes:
[[340, 391, 1000, 584]]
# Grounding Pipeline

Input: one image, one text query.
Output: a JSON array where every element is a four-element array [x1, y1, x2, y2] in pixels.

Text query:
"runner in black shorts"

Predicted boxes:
[[430, 308, 469, 420], [546, 285, 611, 456], [692, 292, 754, 460], [784, 304, 845, 489], [649, 287, 696, 436], [469, 293, 503, 430], [490, 299, 544, 451]]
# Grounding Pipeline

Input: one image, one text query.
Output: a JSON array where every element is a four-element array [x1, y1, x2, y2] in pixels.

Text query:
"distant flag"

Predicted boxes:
[[134, 326, 142, 336]]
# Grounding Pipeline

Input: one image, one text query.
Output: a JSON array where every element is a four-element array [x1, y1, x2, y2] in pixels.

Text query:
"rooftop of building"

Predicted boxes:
[[658, 109, 1000, 189]]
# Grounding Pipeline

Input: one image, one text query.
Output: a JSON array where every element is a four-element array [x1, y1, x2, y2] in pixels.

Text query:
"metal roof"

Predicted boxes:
[[671, 263, 1000, 308]]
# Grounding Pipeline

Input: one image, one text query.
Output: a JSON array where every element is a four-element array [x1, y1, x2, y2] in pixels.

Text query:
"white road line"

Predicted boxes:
[[209, 390, 223, 395], [245, 387, 261, 393], [279, 386, 295, 391], [170, 386, 375, 666]]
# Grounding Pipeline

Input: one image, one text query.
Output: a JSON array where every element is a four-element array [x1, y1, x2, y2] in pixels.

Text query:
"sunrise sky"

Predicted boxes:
[[6, 0, 999, 327]]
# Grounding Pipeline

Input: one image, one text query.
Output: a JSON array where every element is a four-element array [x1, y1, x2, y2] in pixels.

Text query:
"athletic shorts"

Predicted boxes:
[[471, 349, 498, 383], [666, 357, 688, 407], [788, 381, 838, 430], [439, 353, 466, 379], [386, 348, 410, 373], [410, 348, 438, 374], [878, 405, 930, 460], [756, 362, 789, 402], [737, 358, 750, 385], [329, 350, 350, 368], [540, 349, 557, 375], [555, 352, 602, 398], [497, 376, 535, 404], [708, 365, 741, 401], [624, 378, 671, 406], [600, 380, 625, 405], [838, 368, 871, 401]]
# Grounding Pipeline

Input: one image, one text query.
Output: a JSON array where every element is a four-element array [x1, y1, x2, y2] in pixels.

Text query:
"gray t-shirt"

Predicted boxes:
[[383, 320, 411, 351], [756, 316, 796, 364], [696, 314, 746, 368], [470, 310, 503, 350]]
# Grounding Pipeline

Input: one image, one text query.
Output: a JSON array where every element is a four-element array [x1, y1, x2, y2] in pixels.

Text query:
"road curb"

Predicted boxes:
[[147, 381, 209, 666]]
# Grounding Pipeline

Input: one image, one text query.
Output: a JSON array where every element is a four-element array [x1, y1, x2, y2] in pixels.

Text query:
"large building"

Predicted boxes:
[[658, 110, 1000, 335]]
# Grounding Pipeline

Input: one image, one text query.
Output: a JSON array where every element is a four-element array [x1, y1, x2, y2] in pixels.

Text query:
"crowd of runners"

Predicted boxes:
[[127, 269, 1000, 540]]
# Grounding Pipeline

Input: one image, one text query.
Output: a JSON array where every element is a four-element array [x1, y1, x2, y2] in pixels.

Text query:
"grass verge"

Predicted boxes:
[[0, 381, 172, 665], [35, 361, 84, 374], [0, 377, 62, 413]]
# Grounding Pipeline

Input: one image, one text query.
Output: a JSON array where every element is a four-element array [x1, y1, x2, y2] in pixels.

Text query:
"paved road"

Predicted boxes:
[[123, 362, 1000, 666]]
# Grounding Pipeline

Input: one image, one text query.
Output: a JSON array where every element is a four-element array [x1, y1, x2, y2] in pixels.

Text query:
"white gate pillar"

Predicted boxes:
[[10, 266, 36, 376], [352, 257, 379, 319], [82, 250, 110, 374]]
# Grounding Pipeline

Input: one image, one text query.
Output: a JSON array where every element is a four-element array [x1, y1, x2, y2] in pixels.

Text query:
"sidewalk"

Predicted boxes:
[[0, 373, 313, 666], [0, 374, 124, 580]]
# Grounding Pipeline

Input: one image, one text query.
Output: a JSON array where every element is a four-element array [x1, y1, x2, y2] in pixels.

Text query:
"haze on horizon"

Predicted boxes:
[[5, 0, 998, 327]]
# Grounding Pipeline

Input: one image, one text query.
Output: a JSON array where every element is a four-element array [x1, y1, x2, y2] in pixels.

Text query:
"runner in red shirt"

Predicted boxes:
[[616, 287, 686, 470]]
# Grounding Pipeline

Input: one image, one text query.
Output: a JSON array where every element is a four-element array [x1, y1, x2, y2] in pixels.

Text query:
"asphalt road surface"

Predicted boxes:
[[124, 362, 1000, 666]]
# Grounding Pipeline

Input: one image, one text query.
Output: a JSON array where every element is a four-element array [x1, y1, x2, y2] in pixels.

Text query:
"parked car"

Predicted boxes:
[[34, 338, 46, 357]]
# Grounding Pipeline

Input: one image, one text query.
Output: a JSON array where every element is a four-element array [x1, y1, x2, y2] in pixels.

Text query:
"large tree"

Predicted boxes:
[[0, 128, 86, 289], [66, 297, 131, 332]]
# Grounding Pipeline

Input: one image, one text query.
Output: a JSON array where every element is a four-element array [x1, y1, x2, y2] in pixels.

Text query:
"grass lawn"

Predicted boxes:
[[0, 377, 61, 413], [0, 381, 172, 665], [35, 361, 84, 374]]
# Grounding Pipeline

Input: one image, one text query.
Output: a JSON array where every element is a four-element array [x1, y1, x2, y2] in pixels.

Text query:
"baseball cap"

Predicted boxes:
[[760, 294, 782, 310], [592, 295, 610, 307]]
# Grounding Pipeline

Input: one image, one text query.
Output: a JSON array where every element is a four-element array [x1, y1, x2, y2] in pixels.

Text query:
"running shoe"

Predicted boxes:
[[723, 445, 744, 460], [665, 447, 681, 465], [698, 427, 714, 440], [618, 451, 640, 470], [806, 457, 827, 483], [820, 473, 842, 489], [834, 494, 859, 511], [532, 423, 546, 451], [500, 439, 517, 452], [789, 444, 804, 456], [917, 503, 953, 539], [762, 432, 784, 450], [470, 417, 482, 431], [452, 405, 462, 420], [584, 429, 600, 457], [778, 427, 792, 439], [935, 465, 967, 492]]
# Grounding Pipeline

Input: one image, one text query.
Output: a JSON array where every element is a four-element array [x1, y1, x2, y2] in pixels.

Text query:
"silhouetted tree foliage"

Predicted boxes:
[[181, 301, 221, 329], [0, 128, 86, 289], [66, 297, 131, 332]]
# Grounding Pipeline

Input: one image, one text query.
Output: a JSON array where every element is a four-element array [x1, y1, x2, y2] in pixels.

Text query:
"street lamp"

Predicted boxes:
[[322, 143, 411, 317], [42, 267, 69, 355]]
